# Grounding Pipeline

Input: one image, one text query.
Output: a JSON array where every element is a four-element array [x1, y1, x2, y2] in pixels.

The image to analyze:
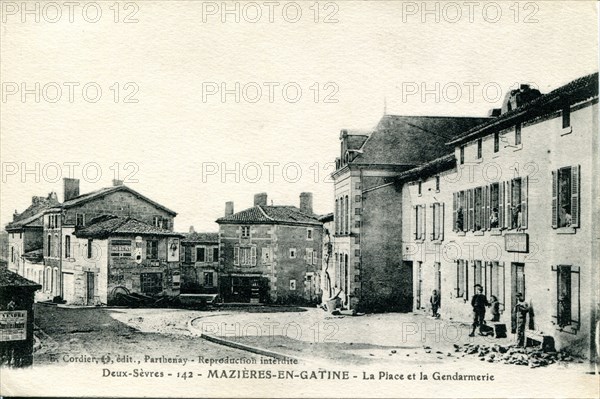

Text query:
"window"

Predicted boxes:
[[146, 240, 158, 259], [184, 246, 192, 263], [305, 248, 313, 264], [65, 235, 71, 258], [553, 166, 580, 228], [47, 235, 52, 257], [490, 183, 500, 228], [241, 226, 250, 238], [473, 260, 484, 293], [431, 202, 444, 241], [76, 213, 85, 227], [494, 132, 499, 153], [477, 139, 482, 159], [435, 176, 440, 192], [196, 247, 206, 262], [307, 228, 313, 240], [212, 247, 219, 262], [290, 279, 296, 291], [153, 216, 161, 227], [456, 260, 467, 298], [562, 106, 571, 129], [334, 199, 339, 234], [140, 273, 162, 294], [11, 247, 14, 263], [453, 191, 466, 232], [554, 265, 580, 330], [418, 181, 422, 196], [261, 247, 271, 264], [87, 239, 93, 259], [414, 205, 425, 240], [515, 124, 521, 145], [459, 145, 465, 164], [344, 195, 349, 234], [204, 272, 214, 287], [355, 194, 361, 202], [489, 261, 505, 311], [355, 182, 361, 189], [474, 187, 482, 231], [234, 247, 256, 266], [110, 239, 132, 257], [289, 248, 296, 259], [354, 208, 361, 215]]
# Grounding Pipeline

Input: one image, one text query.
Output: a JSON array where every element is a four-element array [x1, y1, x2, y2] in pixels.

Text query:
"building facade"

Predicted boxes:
[[331, 115, 490, 312], [399, 73, 599, 359], [180, 231, 219, 295], [216, 192, 323, 305]]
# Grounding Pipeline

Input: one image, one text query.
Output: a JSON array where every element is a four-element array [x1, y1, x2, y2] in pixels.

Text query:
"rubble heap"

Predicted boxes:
[[454, 343, 581, 368]]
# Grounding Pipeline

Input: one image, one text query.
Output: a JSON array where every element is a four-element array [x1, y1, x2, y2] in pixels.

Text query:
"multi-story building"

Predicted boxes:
[[180, 230, 219, 295], [72, 215, 183, 305], [331, 115, 490, 312], [5, 178, 178, 304], [216, 192, 323, 305], [399, 72, 598, 359], [5, 192, 60, 301]]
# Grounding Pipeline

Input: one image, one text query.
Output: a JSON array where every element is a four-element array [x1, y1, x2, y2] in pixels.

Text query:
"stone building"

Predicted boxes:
[[216, 192, 323, 305], [180, 230, 219, 295], [331, 114, 490, 312], [399, 72, 598, 360], [5, 178, 178, 305], [72, 215, 183, 305]]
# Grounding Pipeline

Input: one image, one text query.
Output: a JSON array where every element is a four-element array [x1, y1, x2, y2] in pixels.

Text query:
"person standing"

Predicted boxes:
[[430, 289, 440, 318], [514, 293, 529, 347], [489, 295, 500, 322], [469, 284, 490, 337]]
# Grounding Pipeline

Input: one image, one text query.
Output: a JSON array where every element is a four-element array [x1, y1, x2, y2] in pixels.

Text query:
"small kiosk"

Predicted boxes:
[[0, 267, 41, 367]]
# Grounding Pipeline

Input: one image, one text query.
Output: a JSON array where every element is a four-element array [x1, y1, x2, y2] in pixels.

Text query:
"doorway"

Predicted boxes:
[[86, 272, 95, 305], [511, 263, 525, 320]]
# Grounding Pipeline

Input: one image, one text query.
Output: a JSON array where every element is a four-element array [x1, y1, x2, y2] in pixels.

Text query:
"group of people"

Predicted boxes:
[[429, 285, 530, 347], [455, 205, 523, 231]]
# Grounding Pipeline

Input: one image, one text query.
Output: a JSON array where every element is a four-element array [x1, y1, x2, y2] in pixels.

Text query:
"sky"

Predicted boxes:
[[1, 1, 598, 232]]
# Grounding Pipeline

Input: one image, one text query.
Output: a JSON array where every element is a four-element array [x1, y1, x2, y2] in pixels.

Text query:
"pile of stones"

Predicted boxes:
[[454, 343, 580, 368]]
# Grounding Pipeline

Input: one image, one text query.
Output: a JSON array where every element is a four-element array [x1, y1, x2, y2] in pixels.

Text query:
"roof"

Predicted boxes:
[[216, 205, 322, 226], [22, 248, 44, 263], [318, 213, 334, 223], [394, 154, 457, 183], [349, 115, 491, 167], [447, 72, 599, 145], [6, 194, 60, 231], [182, 232, 219, 244], [61, 185, 177, 216], [74, 216, 183, 239], [0, 267, 41, 289]]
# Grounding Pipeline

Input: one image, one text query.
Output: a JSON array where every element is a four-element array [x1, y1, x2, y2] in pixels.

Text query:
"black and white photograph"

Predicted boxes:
[[0, 1, 598, 397]]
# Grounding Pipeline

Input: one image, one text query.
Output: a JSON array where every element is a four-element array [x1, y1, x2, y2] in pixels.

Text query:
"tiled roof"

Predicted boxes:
[[350, 115, 491, 167], [75, 215, 183, 239], [318, 213, 334, 223], [5, 194, 60, 231], [395, 154, 457, 183], [0, 267, 41, 289], [216, 206, 322, 226], [22, 248, 44, 263], [182, 232, 219, 244], [62, 185, 177, 216], [447, 72, 599, 145]]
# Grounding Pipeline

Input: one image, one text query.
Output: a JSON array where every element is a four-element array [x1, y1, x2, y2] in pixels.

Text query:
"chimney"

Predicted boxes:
[[225, 201, 234, 217], [63, 178, 80, 201], [112, 179, 124, 186], [49, 191, 58, 202], [501, 84, 542, 114], [189, 225, 195, 233], [254, 192, 268, 207], [13, 210, 19, 221], [299, 192, 313, 215], [488, 108, 501, 117]]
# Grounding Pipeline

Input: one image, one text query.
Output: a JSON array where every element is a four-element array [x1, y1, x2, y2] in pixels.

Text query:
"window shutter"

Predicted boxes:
[[505, 180, 512, 229], [552, 265, 559, 321], [452, 193, 457, 232], [498, 182, 504, 229], [422, 205, 426, 240], [552, 171, 558, 228], [234, 247, 239, 266], [251, 247, 257, 266], [413, 206, 418, 239], [571, 266, 580, 327], [521, 176, 528, 229], [571, 165, 580, 228], [207, 247, 213, 262], [430, 204, 435, 240], [440, 203, 445, 241], [313, 250, 317, 265], [468, 189, 474, 231], [484, 185, 490, 230]]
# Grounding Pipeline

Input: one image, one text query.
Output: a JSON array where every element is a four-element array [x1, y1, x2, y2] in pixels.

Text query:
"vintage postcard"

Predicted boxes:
[[0, 0, 598, 397]]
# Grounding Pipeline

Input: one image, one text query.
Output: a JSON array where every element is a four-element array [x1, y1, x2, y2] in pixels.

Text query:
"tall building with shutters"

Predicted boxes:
[[216, 192, 323, 305], [399, 72, 598, 359]]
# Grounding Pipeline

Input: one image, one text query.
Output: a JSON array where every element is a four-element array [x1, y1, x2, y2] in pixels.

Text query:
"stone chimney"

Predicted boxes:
[[189, 225, 195, 233], [112, 179, 124, 186], [299, 192, 313, 215], [488, 108, 501, 117], [13, 210, 19, 221], [225, 201, 234, 217], [254, 192, 268, 207], [63, 178, 80, 201]]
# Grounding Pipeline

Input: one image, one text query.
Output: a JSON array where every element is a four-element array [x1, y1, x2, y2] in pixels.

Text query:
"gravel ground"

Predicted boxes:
[[33, 304, 257, 366]]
